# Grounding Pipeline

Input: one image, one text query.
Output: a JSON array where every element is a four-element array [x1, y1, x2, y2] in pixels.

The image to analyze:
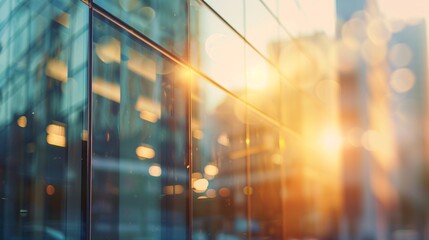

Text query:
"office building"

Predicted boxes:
[[1, 0, 428, 239]]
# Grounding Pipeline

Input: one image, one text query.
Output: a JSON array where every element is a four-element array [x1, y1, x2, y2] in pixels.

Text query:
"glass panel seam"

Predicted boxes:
[[89, 3, 297, 136], [84, 6, 93, 240]]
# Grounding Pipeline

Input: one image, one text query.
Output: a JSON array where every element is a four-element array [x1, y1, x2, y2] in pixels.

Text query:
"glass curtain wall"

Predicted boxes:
[[91, 12, 189, 239], [0, 0, 338, 239], [0, 0, 88, 239], [4, 0, 429, 239], [1, 0, 344, 239]]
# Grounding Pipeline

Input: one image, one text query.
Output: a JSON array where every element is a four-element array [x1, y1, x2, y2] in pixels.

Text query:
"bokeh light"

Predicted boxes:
[[390, 68, 416, 93], [148, 164, 161, 177]]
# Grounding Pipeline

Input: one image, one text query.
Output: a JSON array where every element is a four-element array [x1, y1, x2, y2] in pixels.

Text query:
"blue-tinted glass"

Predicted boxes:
[[93, 0, 188, 58], [191, 77, 248, 239], [91, 13, 189, 240], [0, 0, 88, 239]]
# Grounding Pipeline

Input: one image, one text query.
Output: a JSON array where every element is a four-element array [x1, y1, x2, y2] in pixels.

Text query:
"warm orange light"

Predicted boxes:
[[134, 96, 161, 119], [193, 178, 209, 192], [136, 145, 155, 159], [320, 128, 342, 153], [243, 186, 253, 195], [92, 78, 121, 103], [17, 116, 27, 128], [176, 67, 192, 85], [46, 123, 66, 147], [46, 185, 55, 196], [271, 153, 283, 165], [314, 80, 339, 102], [148, 164, 161, 177], [47, 134, 66, 147], [81, 130, 88, 141], [193, 129, 204, 140], [217, 133, 230, 146], [46, 124, 65, 136], [192, 173, 205, 193], [140, 111, 158, 123], [46, 59, 68, 82], [192, 172, 203, 180], [204, 164, 219, 177], [164, 185, 184, 195]]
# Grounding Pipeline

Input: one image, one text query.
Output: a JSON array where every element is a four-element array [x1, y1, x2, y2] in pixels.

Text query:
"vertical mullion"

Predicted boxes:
[[243, 0, 252, 239], [82, 3, 93, 240], [186, 0, 193, 239]]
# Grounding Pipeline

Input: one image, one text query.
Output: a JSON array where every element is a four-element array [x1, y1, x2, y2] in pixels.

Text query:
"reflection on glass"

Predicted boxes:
[[91, 13, 188, 239], [261, 0, 278, 16], [94, 0, 188, 58], [203, 0, 244, 34], [245, 46, 281, 121], [249, 112, 341, 239], [192, 77, 248, 239], [278, 0, 336, 37], [335, 3, 429, 238], [247, 110, 284, 239], [1, 0, 428, 239], [0, 0, 88, 239], [245, 0, 279, 62], [279, 79, 301, 132], [190, 0, 245, 93]]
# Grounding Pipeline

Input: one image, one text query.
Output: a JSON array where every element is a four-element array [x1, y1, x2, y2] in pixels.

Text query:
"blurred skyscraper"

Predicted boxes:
[[337, 0, 429, 239]]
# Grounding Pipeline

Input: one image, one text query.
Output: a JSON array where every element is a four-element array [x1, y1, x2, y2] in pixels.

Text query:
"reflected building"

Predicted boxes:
[[270, 33, 342, 239], [337, 0, 429, 239], [389, 21, 429, 239], [1, 0, 429, 239]]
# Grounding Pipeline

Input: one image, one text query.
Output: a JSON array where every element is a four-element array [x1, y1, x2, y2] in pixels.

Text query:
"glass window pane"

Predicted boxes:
[[261, 0, 278, 17], [246, 46, 281, 121], [190, 0, 246, 93], [93, 0, 188, 58], [245, 0, 279, 62], [280, 79, 302, 132], [248, 110, 284, 238], [0, 1, 88, 239], [91, 13, 189, 240], [278, 0, 336, 37], [203, 0, 244, 34], [191, 77, 248, 239]]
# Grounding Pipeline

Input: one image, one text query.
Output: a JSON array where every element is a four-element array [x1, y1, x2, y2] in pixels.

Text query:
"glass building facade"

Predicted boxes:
[[1, 0, 429, 239]]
